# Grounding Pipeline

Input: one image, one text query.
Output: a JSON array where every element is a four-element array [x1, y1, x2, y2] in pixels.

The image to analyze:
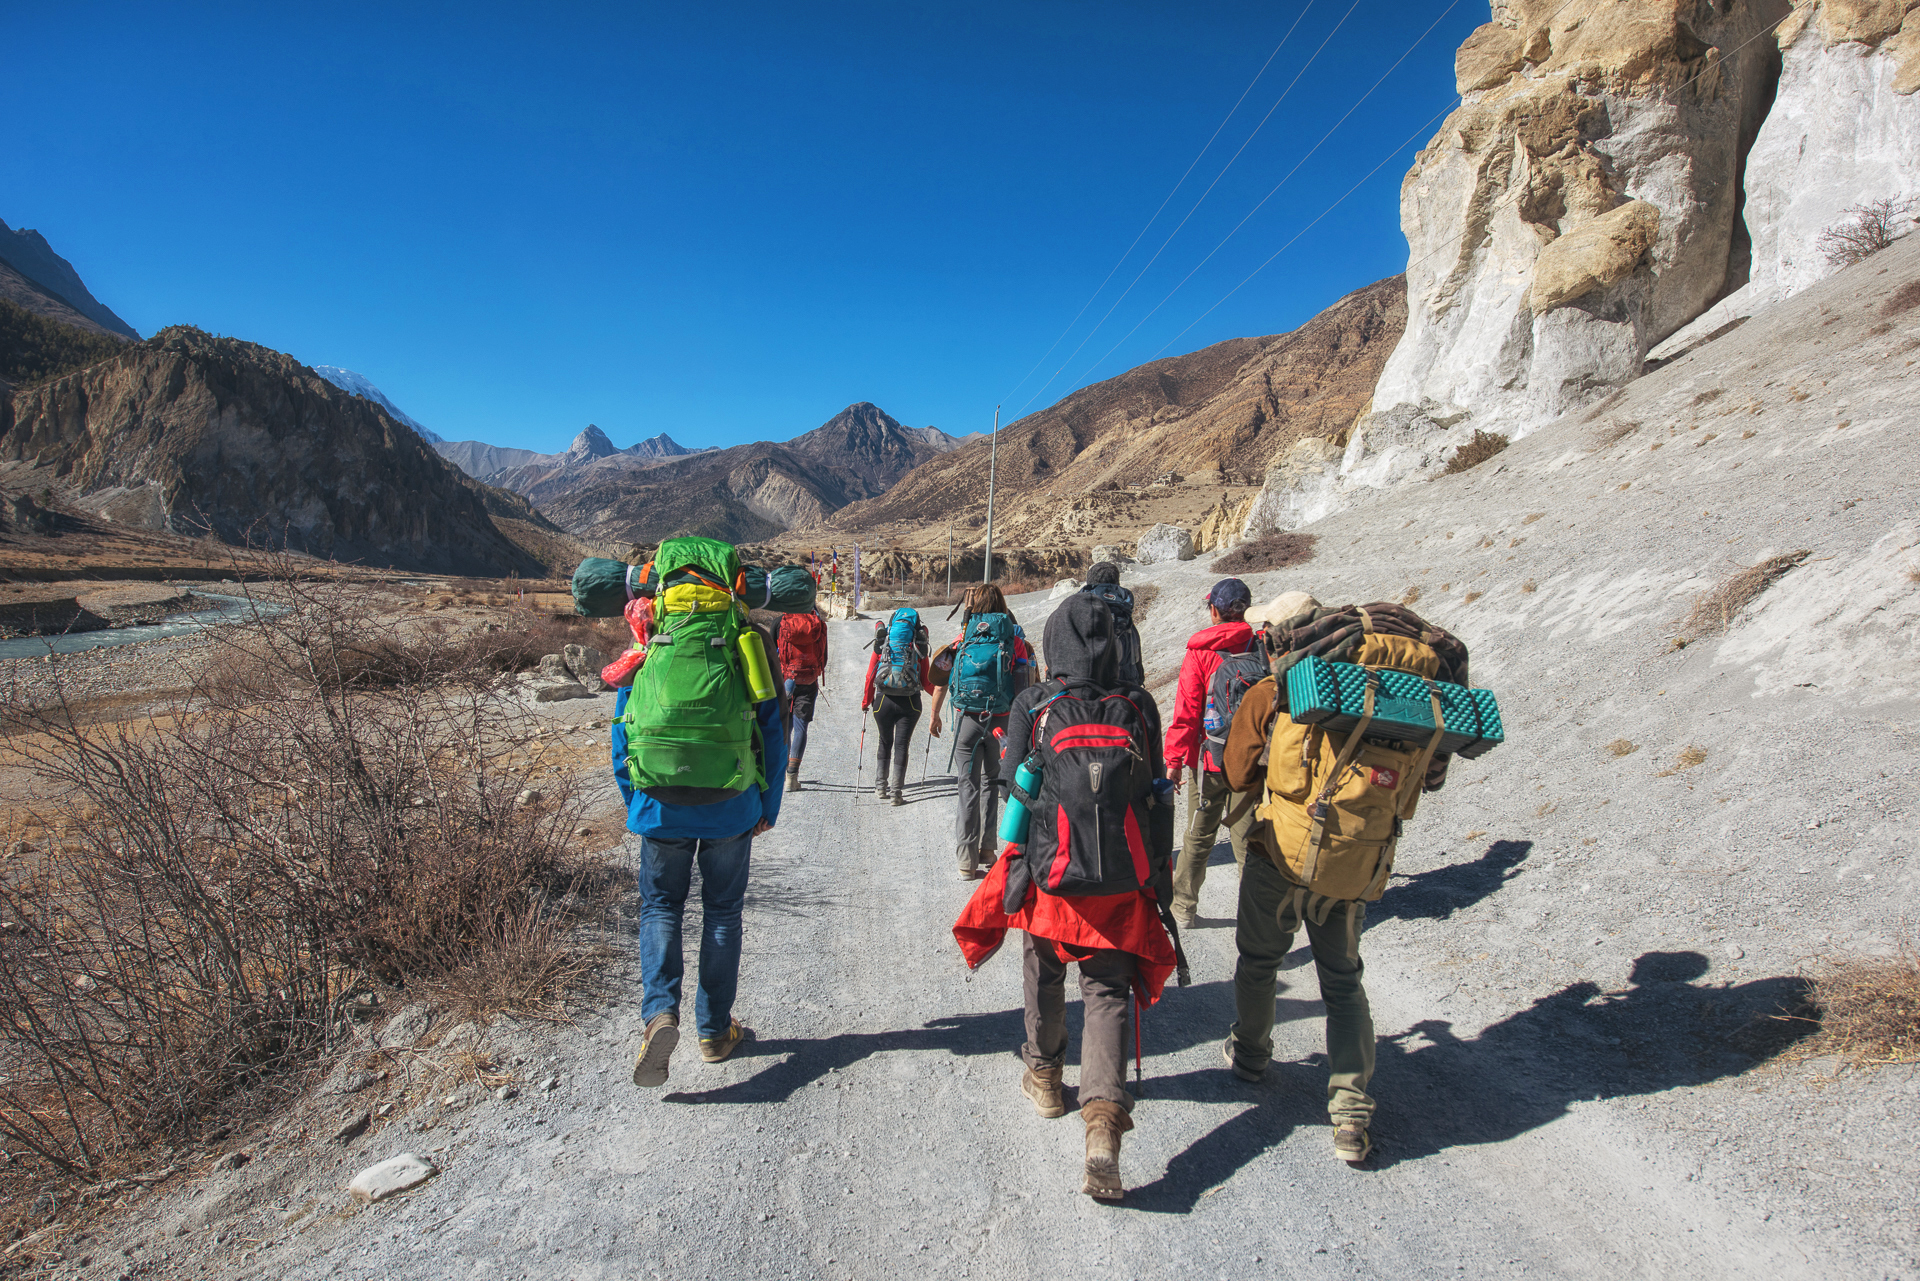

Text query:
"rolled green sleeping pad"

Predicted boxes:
[[570, 557, 818, 617], [1285, 654, 1504, 758]]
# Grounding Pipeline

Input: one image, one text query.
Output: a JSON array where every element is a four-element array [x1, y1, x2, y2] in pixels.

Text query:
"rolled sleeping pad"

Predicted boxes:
[[1285, 654, 1504, 758], [569, 558, 818, 617]]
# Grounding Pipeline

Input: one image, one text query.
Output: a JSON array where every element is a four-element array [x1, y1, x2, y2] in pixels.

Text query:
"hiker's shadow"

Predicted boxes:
[[1372, 839, 1533, 921], [1365, 950, 1815, 1168]]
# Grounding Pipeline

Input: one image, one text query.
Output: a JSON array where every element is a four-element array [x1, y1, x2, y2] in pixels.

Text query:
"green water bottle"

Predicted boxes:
[[737, 629, 777, 703]]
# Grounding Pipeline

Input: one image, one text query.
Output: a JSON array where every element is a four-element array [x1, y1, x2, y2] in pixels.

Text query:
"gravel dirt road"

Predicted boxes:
[[35, 234, 1920, 1281]]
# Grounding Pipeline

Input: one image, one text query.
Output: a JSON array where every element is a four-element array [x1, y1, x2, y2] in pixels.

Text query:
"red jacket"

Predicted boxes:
[[953, 851, 1177, 1005], [1164, 621, 1255, 775]]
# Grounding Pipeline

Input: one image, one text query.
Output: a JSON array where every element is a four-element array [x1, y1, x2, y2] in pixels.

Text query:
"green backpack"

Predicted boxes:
[[620, 536, 764, 806]]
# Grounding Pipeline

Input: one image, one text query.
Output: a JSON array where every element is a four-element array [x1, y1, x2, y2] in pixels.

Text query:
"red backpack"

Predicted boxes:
[[777, 611, 828, 684]]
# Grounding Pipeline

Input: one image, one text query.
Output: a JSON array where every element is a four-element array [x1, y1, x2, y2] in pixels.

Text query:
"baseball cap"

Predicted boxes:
[[1206, 578, 1252, 611]]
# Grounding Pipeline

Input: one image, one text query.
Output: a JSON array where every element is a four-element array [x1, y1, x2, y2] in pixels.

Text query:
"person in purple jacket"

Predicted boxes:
[[611, 629, 786, 1088]]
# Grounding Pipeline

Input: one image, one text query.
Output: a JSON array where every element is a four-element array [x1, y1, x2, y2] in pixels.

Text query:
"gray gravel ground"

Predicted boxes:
[[32, 242, 1920, 1279]]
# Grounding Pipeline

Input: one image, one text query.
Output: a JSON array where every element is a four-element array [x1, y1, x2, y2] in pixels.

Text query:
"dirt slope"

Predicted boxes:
[[817, 276, 1405, 555]]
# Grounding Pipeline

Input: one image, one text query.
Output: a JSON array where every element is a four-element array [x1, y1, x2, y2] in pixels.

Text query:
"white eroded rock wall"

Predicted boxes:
[[1248, 0, 1792, 536]]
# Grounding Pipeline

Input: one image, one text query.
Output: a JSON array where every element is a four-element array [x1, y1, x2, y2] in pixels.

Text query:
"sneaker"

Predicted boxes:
[[1221, 1037, 1261, 1083], [699, 1018, 750, 1064], [1333, 1122, 1372, 1165], [631, 1012, 679, 1088], [786, 771, 803, 793], [1020, 1065, 1065, 1118]]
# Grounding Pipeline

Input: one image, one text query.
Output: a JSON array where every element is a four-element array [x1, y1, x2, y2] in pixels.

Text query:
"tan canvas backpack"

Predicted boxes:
[[1255, 630, 1450, 902]]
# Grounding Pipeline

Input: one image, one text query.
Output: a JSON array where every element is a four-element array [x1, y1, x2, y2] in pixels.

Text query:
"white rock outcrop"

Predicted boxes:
[[1133, 524, 1195, 565], [1654, 1, 1920, 356], [1049, 578, 1083, 599], [348, 1153, 437, 1204]]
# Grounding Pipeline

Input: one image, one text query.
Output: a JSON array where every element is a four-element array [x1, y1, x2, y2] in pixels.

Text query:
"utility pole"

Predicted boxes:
[[982, 404, 1000, 583], [946, 520, 953, 603]]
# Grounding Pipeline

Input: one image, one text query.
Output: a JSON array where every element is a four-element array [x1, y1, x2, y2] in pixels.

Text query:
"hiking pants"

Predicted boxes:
[[1227, 851, 1375, 1127], [953, 710, 1008, 871], [1021, 934, 1136, 1112], [635, 832, 753, 1042], [872, 695, 919, 791], [1170, 767, 1253, 919], [785, 679, 818, 771]]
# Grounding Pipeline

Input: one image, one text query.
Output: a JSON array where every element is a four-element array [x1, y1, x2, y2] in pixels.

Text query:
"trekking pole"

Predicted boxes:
[[857, 709, 868, 791]]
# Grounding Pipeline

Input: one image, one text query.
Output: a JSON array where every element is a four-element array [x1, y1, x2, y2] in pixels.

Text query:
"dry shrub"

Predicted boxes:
[[1400, 585, 1422, 606], [1681, 550, 1811, 638], [1210, 532, 1318, 575], [1606, 739, 1638, 758], [1592, 420, 1640, 450], [1886, 280, 1920, 317], [1441, 430, 1511, 475], [1799, 943, 1920, 1065], [1655, 745, 1708, 776], [1819, 198, 1914, 268], [0, 563, 588, 1179]]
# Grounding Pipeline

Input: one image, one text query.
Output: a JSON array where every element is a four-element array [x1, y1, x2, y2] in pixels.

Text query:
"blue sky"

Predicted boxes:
[[7, 1, 1480, 451]]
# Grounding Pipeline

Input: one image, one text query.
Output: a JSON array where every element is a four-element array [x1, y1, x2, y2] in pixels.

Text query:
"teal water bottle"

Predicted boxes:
[[998, 755, 1043, 844]]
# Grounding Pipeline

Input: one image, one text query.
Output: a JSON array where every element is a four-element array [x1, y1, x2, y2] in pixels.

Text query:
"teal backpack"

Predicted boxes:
[[950, 612, 1021, 714], [620, 536, 763, 805]]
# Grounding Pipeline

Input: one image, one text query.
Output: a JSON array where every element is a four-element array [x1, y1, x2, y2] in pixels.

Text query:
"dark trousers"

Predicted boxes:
[[1021, 933, 1137, 1111], [1228, 851, 1375, 1125], [953, 710, 1008, 869], [873, 696, 919, 787], [785, 679, 817, 769]]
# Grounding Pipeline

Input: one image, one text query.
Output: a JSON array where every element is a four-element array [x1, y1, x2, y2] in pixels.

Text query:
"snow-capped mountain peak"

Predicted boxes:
[[312, 365, 443, 443]]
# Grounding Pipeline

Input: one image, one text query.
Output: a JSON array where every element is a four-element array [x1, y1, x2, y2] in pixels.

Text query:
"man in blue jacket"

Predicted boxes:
[[612, 639, 786, 1088]]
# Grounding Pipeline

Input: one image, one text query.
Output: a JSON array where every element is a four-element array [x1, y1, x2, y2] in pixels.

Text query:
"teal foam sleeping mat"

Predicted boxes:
[[1285, 654, 1503, 758]]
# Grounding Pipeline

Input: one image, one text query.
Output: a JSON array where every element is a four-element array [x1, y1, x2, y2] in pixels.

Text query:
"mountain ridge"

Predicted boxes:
[[0, 219, 139, 340]]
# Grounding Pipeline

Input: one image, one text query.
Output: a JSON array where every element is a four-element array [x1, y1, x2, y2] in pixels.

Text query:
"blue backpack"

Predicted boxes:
[[874, 608, 926, 695], [950, 612, 1022, 714]]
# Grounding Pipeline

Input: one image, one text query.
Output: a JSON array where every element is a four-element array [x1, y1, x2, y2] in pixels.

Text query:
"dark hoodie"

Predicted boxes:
[[1000, 594, 1165, 795]]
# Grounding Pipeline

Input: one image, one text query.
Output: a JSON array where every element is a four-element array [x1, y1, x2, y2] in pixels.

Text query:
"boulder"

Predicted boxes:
[[530, 680, 593, 703], [562, 643, 609, 692], [1529, 201, 1660, 313], [1088, 545, 1134, 566], [1049, 579, 1083, 599], [1134, 524, 1195, 565], [347, 1153, 437, 1204]]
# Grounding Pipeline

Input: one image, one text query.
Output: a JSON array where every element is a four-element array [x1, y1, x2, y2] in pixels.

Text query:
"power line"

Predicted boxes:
[[1010, 0, 1358, 417], [1067, 0, 1465, 388], [996, 2, 1320, 409], [1151, 98, 1464, 357]]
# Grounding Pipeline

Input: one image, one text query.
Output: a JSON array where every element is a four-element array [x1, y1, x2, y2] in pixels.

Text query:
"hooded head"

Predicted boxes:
[[1042, 593, 1117, 685]]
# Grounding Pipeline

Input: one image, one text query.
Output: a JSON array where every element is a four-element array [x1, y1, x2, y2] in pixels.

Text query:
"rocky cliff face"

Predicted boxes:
[[1655, 0, 1920, 352], [1, 327, 542, 575]]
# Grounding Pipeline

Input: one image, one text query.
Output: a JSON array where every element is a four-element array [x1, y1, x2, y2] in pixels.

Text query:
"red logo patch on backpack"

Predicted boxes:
[[1368, 766, 1400, 789]]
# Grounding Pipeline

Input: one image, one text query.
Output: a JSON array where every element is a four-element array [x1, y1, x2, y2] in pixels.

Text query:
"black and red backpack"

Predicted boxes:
[[1019, 679, 1162, 897]]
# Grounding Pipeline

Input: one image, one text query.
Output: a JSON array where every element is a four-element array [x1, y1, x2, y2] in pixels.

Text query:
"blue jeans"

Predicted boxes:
[[637, 832, 753, 1040]]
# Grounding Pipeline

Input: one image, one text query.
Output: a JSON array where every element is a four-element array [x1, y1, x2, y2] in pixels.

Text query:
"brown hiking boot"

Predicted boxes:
[[1020, 1065, 1065, 1118], [1333, 1121, 1372, 1166], [631, 1011, 679, 1089], [1080, 1099, 1133, 1200]]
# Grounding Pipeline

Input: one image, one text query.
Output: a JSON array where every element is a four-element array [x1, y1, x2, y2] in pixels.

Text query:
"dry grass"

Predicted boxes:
[[1592, 420, 1640, 449], [1655, 745, 1709, 776], [1520, 579, 1537, 594], [1885, 280, 1920, 317], [1441, 430, 1511, 475], [1400, 585, 1422, 606], [0, 559, 594, 1185], [1680, 550, 1812, 638], [1796, 943, 1920, 1065], [1606, 739, 1637, 757], [1209, 532, 1318, 575]]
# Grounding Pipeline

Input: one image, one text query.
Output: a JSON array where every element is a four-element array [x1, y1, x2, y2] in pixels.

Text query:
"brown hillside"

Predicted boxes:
[[814, 275, 1405, 554]]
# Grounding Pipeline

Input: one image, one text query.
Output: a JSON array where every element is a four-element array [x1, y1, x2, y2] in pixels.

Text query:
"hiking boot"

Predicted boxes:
[[1221, 1036, 1262, 1083], [875, 781, 889, 800], [890, 766, 908, 803], [1080, 1099, 1133, 1200], [699, 1018, 750, 1064], [631, 1012, 679, 1088], [891, 790, 905, 808], [959, 864, 980, 881], [1173, 909, 1197, 930], [1333, 1121, 1372, 1166], [1020, 1065, 1065, 1118], [786, 770, 803, 793]]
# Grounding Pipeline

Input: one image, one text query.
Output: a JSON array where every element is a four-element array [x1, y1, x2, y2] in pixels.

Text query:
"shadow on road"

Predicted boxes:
[[1123, 949, 1815, 1204], [1373, 838, 1533, 922]]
